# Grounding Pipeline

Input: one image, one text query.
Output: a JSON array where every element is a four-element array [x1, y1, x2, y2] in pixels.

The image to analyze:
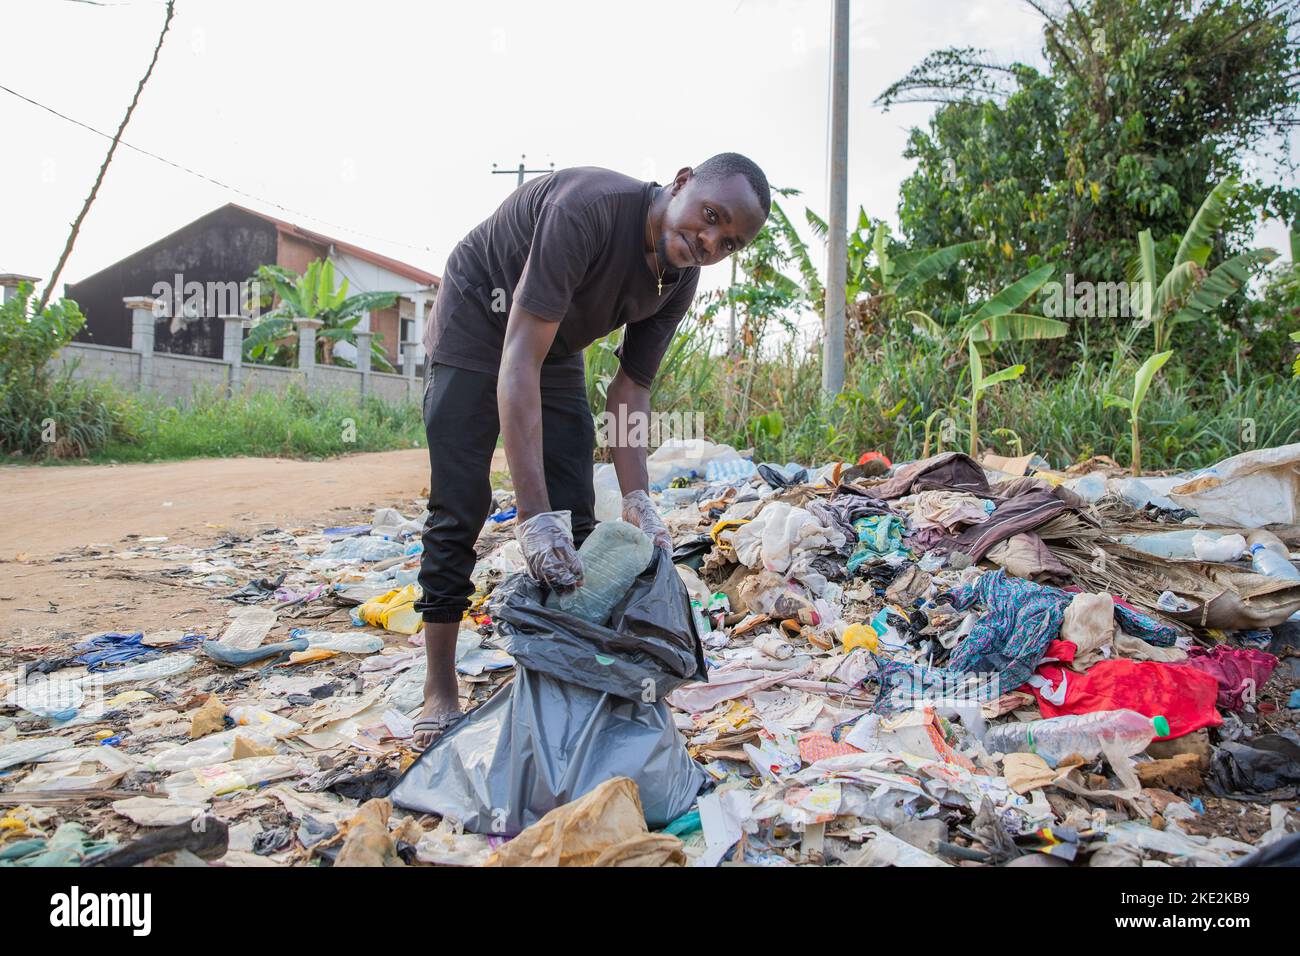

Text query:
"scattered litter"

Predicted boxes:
[[5, 444, 1299, 869]]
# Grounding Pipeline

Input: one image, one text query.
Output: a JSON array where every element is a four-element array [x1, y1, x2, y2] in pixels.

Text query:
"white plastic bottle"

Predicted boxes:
[[227, 705, 302, 738], [1250, 543, 1300, 581], [290, 629, 385, 654], [546, 520, 653, 624], [984, 709, 1169, 765]]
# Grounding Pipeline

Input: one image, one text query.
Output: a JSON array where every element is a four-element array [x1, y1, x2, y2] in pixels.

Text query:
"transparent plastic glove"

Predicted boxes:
[[621, 489, 673, 552], [515, 510, 584, 593]]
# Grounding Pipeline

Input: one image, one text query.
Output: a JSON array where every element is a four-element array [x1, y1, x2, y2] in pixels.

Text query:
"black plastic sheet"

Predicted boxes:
[[390, 549, 708, 835], [1209, 730, 1300, 800]]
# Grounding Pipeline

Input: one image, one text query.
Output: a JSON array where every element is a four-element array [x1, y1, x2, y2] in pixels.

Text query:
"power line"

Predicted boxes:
[[0, 80, 434, 258]]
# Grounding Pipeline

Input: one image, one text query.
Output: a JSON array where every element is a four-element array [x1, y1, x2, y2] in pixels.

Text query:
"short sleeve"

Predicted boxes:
[[615, 272, 699, 388], [513, 202, 600, 322]]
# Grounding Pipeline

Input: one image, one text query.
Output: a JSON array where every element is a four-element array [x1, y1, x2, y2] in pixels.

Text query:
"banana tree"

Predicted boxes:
[[1104, 350, 1173, 475], [1134, 177, 1278, 352], [966, 339, 1024, 457], [906, 264, 1068, 456], [802, 207, 980, 324], [243, 259, 398, 369]]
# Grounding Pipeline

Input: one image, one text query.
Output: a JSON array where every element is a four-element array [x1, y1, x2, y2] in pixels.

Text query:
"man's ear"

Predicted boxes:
[[669, 167, 693, 195]]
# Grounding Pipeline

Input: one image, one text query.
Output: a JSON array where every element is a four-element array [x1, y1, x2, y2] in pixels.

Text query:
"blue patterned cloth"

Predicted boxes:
[[872, 569, 1181, 712], [944, 568, 1069, 694], [846, 515, 907, 573]]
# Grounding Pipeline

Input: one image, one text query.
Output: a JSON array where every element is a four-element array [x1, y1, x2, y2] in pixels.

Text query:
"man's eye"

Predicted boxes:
[[725, 240, 735, 252], [705, 207, 716, 222]]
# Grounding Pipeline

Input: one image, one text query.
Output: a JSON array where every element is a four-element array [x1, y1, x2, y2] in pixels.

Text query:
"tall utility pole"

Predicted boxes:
[[491, 154, 555, 188], [822, 0, 849, 398], [728, 256, 737, 354]]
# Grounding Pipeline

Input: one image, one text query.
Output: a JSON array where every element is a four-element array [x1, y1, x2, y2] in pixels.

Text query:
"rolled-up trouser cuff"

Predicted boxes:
[[419, 606, 465, 624]]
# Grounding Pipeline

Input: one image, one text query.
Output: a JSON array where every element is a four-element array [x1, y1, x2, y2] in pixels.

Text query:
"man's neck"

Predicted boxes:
[[644, 185, 666, 255]]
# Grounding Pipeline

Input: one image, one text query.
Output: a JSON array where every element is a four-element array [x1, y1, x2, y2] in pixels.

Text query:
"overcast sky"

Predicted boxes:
[[2, 0, 1294, 319]]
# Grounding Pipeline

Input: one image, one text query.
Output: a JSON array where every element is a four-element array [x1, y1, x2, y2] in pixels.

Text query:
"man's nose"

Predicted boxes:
[[698, 229, 719, 261]]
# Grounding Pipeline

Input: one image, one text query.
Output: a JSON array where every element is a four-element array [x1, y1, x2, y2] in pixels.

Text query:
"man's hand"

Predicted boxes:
[[622, 489, 673, 552], [516, 511, 584, 593]]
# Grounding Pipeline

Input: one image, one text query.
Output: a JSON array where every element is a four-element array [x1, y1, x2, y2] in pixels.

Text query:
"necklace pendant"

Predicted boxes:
[[657, 278, 663, 295]]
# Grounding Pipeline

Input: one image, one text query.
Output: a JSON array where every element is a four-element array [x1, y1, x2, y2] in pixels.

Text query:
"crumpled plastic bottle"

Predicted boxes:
[[546, 521, 653, 624]]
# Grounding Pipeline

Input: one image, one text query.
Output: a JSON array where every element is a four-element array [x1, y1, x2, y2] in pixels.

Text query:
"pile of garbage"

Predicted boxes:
[[2, 440, 1299, 867]]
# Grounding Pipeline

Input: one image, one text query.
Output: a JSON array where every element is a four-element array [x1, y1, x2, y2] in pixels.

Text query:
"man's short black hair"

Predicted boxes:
[[694, 153, 771, 217]]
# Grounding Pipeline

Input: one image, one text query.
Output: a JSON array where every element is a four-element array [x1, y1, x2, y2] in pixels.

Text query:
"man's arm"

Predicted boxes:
[[499, 303, 584, 590], [605, 367, 651, 497], [498, 303, 557, 522], [606, 367, 673, 551]]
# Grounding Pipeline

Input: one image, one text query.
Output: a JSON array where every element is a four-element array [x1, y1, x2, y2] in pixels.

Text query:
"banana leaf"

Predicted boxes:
[[1174, 176, 1239, 269]]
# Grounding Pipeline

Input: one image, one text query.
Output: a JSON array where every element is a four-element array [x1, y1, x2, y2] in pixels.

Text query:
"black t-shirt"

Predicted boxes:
[[425, 167, 699, 388]]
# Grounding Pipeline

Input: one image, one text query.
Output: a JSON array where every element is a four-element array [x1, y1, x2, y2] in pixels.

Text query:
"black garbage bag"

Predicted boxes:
[[390, 549, 708, 835], [1234, 831, 1300, 867], [491, 546, 707, 701], [1208, 730, 1300, 800]]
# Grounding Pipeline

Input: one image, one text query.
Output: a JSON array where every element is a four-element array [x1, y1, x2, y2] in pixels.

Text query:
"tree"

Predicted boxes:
[[1133, 177, 1277, 352], [243, 259, 398, 369], [906, 265, 1070, 454], [1105, 349, 1174, 474], [880, 0, 1300, 329]]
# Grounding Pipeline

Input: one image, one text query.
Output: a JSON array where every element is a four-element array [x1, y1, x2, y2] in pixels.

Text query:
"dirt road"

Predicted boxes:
[[0, 449, 504, 643]]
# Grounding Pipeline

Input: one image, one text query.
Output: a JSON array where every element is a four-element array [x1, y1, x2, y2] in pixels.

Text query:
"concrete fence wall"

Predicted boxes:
[[50, 297, 425, 406]]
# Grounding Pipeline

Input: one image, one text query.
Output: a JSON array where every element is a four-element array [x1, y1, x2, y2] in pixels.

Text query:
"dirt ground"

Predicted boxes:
[[0, 450, 502, 649]]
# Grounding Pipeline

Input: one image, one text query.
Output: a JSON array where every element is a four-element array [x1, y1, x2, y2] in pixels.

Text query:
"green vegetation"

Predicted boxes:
[[880, 0, 1299, 309], [0, 281, 131, 459], [589, 321, 1299, 472], [1105, 350, 1174, 475], [10, 381, 422, 464], [243, 258, 398, 369], [98, 384, 423, 463], [595, 0, 1300, 475]]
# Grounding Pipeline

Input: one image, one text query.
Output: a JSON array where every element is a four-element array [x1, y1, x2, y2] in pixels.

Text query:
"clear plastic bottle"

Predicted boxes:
[[984, 709, 1169, 765], [546, 520, 653, 624], [1250, 543, 1300, 581], [290, 629, 385, 654], [227, 705, 302, 738]]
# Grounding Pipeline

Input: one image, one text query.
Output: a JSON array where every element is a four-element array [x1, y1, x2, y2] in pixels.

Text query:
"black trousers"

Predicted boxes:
[[414, 362, 596, 623]]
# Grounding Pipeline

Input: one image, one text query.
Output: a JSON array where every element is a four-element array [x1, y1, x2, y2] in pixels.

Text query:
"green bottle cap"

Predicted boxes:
[[1152, 715, 1170, 738]]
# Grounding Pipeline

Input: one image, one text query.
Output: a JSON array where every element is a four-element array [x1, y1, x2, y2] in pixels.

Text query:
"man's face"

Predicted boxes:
[[657, 168, 767, 269]]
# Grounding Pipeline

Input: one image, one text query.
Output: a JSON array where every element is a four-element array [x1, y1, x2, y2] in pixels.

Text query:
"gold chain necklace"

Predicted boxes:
[[650, 239, 665, 296], [648, 200, 666, 295]]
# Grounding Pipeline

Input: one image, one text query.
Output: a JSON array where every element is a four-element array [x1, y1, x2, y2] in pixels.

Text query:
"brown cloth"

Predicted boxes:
[[865, 452, 990, 500], [941, 490, 1071, 560], [985, 532, 1073, 582]]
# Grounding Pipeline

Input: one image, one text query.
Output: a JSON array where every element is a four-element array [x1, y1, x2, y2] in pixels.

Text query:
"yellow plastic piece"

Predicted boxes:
[[842, 623, 879, 653], [356, 584, 423, 635]]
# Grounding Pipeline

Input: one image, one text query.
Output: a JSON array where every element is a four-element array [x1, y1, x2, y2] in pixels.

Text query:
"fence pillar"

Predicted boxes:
[[355, 331, 373, 398], [401, 341, 418, 403], [124, 295, 159, 390], [1, 273, 39, 304], [295, 318, 322, 386], [221, 314, 246, 397]]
